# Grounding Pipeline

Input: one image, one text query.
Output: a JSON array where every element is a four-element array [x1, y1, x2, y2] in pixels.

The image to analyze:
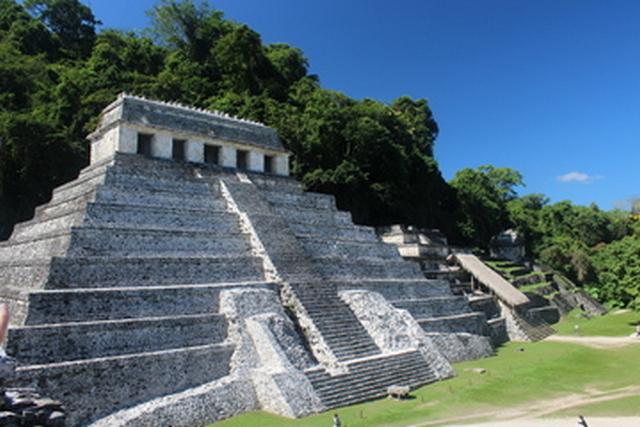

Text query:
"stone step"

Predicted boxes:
[[8, 314, 227, 364], [338, 279, 455, 300], [1, 256, 264, 291], [312, 259, 424, 281], [24, 282, 275, 325], [45, 160, 113, 206], [0, 232, 72, 260], [35, 187, 99, 223], [308, 352, 434, 390], [101, 168, 221, 199], [306, 351, 436, 408], [2, 224, 251, 260], [92, 186, 227, 211], [82, 203, 239, 233], [288, 284, 381, 361], [250, 173, 305, 193], [297, 237, 400, 260], [38, 178, 227, 224], [271, 205, 353, 226], [392, 296, 473, 318], [45, 256, 264, 288], [417, 312, 489, 335], [312, 322, 376, 338], [262, 189, 337, 210], [329, 343, 380, 361], [105, 152, 216, 181], [0, 260, 52, 294], [14, 191, 230, 242], [286, 221, 378, 242], [10, 209, 86, 241], [512, 310, 557, 341], [9, 343, 234, 427], [65, 227, 250, 257], [48, 150, 205, 209]]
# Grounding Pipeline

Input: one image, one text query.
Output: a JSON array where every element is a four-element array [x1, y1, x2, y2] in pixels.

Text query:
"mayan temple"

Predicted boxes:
[[0, 94, 494, 427]]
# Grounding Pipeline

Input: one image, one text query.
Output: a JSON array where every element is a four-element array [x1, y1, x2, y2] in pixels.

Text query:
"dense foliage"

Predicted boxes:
[[1, 0, 638, 309], [0, 0, 455, 239], [446, 166, 639, 308]]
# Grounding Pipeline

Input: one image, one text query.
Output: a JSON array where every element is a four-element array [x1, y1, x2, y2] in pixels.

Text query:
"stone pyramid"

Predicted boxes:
[[0, 94, 493, 427]]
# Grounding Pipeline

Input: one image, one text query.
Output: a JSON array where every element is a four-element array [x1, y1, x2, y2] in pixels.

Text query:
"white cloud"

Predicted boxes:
[[557, 172, 605, 183]]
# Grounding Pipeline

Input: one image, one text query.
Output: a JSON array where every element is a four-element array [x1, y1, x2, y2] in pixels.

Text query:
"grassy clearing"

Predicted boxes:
[[518, 281, 553, 293], [210, 312, 640, 427], [554, 309, 640, 337]]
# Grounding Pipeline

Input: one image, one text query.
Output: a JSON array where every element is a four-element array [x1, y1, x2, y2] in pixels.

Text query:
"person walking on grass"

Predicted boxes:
[[332, 413, 341, 427]]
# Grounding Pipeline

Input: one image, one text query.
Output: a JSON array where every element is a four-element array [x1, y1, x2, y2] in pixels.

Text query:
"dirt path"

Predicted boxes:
[[545, 334, 640, 349], [410, 335, 640, 427], [444, 417, 640, 427], [415, 386, 640, 426]]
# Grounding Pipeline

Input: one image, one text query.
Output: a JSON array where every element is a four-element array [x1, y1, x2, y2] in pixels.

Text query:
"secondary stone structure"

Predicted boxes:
[[0, 94, 493, 427]]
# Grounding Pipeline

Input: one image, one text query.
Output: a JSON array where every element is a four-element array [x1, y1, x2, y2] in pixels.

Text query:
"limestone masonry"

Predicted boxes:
[[0, 94, 495, 427]]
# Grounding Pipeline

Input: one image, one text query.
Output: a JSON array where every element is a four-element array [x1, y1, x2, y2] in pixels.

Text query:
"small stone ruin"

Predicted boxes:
[[0, 94, 496, 426], [0, 306, 65, 427]]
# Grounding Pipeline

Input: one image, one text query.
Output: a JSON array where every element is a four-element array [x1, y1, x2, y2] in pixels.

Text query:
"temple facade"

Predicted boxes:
[[88, 94, 290, 175]]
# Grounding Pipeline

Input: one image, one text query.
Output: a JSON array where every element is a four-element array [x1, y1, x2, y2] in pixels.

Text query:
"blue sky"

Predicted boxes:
[[85, 0, 640, 210]]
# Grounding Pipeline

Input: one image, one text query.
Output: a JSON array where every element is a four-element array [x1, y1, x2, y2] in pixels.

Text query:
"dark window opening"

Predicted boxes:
[[204, 145, 220, 165], [137, 133, 153, 157], [172, 139, 186, 160], [237, 150, 249, 170], [264, 155, 274, 173]]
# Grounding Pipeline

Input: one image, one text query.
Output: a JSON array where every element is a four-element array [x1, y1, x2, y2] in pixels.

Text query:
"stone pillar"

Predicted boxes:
[[274, 155, 290, 176], [119, 126, 138, 155], [153, 132, 172, 159], [186, 140, 204, 163], [220, 146, 236, 168], [248, 151, 263, 172]]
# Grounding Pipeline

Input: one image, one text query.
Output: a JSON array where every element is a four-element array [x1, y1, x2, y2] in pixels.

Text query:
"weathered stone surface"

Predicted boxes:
[[221, 288, 323, 418], [0, 388, 65, 427], [0, 96, 496, 426], [340, 290, 456, 378], [86, 376, 258, 427]]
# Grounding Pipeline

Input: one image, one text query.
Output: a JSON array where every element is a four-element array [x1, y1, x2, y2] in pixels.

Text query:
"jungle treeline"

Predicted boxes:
[[1, 0, 638, 308]]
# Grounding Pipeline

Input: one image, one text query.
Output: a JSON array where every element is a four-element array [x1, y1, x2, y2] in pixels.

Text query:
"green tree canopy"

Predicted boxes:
[[24, 0, 100, 59], [591, 236, 640, 309], [449, 165, 523, 249]]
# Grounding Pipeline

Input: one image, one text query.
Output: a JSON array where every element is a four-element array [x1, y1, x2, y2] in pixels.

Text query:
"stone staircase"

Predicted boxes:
[[253, 179, 492, 364], [505, 306, 557, 342], [220, 176, 383, 364], [243, 175, 447, 402], [290, 282, 381, 361], [305, 350, 436, 409]]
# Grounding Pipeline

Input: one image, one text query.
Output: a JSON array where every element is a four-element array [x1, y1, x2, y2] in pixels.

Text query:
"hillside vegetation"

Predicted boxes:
[[1, 0, 638, 308]]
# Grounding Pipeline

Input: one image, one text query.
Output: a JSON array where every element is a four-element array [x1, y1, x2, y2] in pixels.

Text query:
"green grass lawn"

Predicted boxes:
[[554, 309, 640, 337], [210, 311, 640, 427]]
